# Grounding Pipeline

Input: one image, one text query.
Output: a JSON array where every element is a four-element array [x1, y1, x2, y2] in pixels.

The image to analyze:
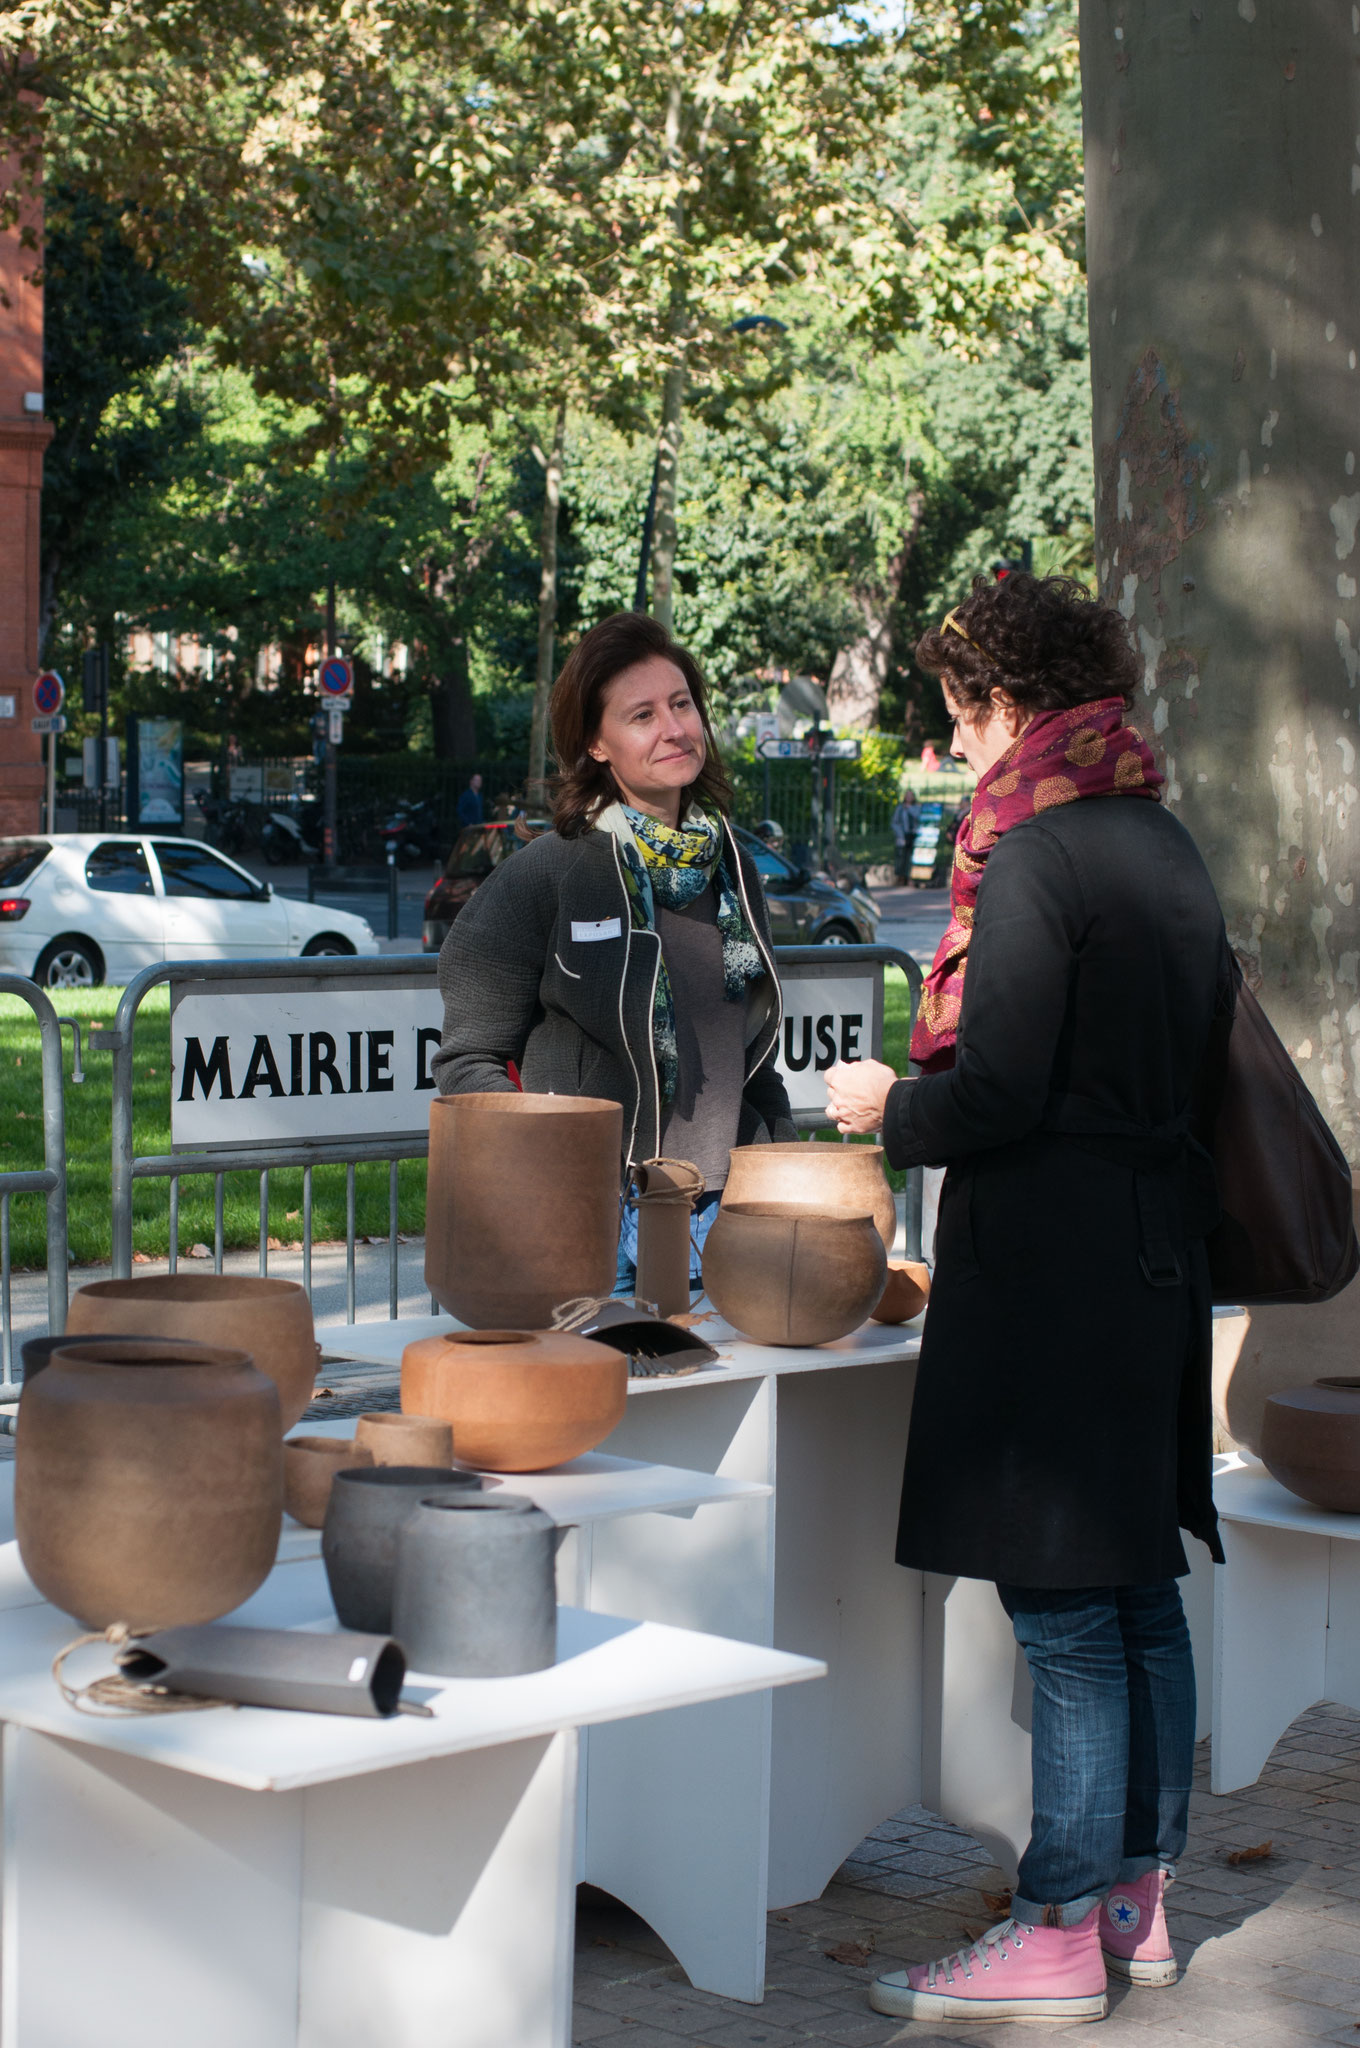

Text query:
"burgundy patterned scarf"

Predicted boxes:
[[910, 698, 1163, 1073]]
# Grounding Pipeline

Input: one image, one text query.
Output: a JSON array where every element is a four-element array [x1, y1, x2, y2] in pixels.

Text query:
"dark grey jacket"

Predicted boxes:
[[435, 819, 795, 1169]]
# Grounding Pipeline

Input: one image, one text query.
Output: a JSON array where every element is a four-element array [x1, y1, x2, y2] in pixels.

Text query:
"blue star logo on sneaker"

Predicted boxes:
[[1107, 1896, 1140, 1931]]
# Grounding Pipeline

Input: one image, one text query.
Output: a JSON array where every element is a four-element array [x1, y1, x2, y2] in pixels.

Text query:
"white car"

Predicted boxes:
[[0, 834, 380, 987]]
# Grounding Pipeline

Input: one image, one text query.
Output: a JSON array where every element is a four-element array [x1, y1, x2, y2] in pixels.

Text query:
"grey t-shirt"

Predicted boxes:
[[655, 884, 750, 1190]]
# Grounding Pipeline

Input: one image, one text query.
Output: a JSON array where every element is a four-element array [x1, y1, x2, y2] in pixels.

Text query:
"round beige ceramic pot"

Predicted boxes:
[[702, 1202, 887, 1346], [723, 1143, 896, 1250], [400, 1329, 628, 1472], [425, 1093, 622, 1328], [16, 1339, 283, 1629], [871, 1260, 931, 1326], [1260, 1377, 1360, 1513], [355, 1411, 454, 1468], [283, 1436, 374, 1528], [66, 1274, 319, 1433]]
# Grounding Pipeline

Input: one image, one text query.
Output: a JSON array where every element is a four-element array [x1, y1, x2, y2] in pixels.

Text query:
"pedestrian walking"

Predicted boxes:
[[433, 611, 795, 1293], [827, 571, 1233, 2025], [890, 787, 920, 881], [457, 772, 484, 826]]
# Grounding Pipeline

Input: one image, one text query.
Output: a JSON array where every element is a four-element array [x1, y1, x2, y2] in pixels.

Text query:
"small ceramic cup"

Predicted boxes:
[[283, 1435, 374, 1529], [355, 1411, 455, 1468]]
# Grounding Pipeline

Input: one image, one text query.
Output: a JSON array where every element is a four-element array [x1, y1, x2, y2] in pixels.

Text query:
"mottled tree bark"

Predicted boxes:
[[649, 359, 686, 634], [1082, 0, 1360, 1154], [528, 400, 566, 804]]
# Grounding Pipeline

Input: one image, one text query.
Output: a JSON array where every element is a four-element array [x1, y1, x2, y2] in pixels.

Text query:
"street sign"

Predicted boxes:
[[757, 736, 812, 760], [328, 706, 345, 744], [31, 714, 66, 735], [319, 656, 354, 698], [818, 738, 861, 761], [33, 670, 64, 716]]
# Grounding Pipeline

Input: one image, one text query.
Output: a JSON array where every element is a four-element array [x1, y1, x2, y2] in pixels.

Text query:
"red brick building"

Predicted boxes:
[[0, 156, 49, 834]]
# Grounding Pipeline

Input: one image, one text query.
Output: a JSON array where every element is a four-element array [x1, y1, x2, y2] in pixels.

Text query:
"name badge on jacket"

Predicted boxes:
[[571, 918, 622, 942]]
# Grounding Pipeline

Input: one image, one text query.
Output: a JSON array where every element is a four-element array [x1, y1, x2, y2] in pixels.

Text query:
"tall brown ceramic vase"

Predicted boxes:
[[425, 1093, 622, 1326], [66, 1274, 318, 1432], [723, 1143, 896, 1249], [16, 1340, 283, 1628]]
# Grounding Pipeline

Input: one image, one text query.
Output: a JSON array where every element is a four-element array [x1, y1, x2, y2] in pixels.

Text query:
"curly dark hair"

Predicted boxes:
[[550, 611, 733, 839], [914, 573, 1140, 716]]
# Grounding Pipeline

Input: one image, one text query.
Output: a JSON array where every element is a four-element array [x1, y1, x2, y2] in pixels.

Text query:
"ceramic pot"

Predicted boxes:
[[425, 1092, 622, 1326], [392, 1494, 558, 1678], [355, 1412, 454, 1468], [15, 1339, 282, 1629], [21, 1331, 155, 1381], [401, 1328, 628, 1472], [120, 1625, 407, 1718], [723, 1142, 896, 1250], [283, 1436, 373, 1528], [702, 1202, 887, 1346], [871, 1261, 932, 1326], [1260, 1378, 1360, 1513], [322, 1465, 482, 1633], [66, 1273, 319, 1432]]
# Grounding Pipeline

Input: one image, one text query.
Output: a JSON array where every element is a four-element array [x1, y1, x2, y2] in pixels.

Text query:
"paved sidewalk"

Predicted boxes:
[[572, 1703, 1360, 2044]]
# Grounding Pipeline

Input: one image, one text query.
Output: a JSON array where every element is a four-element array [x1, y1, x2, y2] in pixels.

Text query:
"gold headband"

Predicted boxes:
[[941, 608, 991, 660]]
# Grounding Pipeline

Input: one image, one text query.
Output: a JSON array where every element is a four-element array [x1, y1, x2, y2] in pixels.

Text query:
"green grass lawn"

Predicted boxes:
[[0, 967, 917, 1268]]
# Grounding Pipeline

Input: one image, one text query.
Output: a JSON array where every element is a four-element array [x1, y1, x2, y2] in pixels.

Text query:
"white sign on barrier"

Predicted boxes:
[[773, 971, 879, 1116]]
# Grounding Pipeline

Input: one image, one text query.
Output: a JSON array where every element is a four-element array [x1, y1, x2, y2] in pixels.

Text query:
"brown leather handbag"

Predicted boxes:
[[1207, 977, 1359, 1305]]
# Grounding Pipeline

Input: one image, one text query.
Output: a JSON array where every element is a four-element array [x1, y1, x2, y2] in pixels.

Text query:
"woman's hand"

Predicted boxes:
[[825, 1058, 899, 1135]]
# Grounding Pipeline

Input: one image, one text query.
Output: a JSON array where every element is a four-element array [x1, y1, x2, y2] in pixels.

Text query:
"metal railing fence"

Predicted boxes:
[[0, 978, 72, 1389]]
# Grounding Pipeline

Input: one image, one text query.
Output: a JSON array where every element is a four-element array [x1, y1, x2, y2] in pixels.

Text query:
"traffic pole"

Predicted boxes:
[[45, 730, 54, 832], [324, 582, 338, 871]]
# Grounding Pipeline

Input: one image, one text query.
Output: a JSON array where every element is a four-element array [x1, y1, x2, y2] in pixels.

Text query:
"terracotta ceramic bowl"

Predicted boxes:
[[702, 1202, 887, 1346], [283, 1436, 373, 1528], [871, 1261, 931, 1326], [355, 1412, 454, 1468], [400, 1328, 627, 1472]]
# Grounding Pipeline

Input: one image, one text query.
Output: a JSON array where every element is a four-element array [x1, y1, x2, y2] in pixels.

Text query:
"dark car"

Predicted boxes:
[[422, 816, 878, 953], [422, 819, 550, 951]]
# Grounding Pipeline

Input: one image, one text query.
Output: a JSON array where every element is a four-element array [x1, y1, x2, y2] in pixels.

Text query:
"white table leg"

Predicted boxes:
[[1181, 1534, 1218, 1742], [922, 1573, 1033, 1883], [300, 1732, 577, 2048], [2, 1724, 302, 2048], [767, 1359, 921, 1907], [1323, 1538, 1360, 1711], [1212, 1518, 1330, 1793]]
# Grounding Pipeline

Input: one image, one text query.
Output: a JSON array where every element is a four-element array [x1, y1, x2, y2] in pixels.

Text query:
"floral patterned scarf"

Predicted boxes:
[[910, 698, 1163, 1073], [612, 804, 764, 1108]]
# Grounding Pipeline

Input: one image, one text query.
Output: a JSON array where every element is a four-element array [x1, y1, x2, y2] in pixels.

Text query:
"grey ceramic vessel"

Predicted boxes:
[[322, 1465, 482, 1634], [392, 1493, 557, 1678], [119, 1623, 406, 1717]]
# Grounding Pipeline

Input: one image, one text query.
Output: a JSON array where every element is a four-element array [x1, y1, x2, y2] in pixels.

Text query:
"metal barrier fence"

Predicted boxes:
[[99, 941, 924, 1310], [0, 978, 73, 1390]]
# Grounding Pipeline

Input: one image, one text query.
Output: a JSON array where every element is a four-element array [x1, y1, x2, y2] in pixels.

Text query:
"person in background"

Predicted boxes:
[[890, 787, 920, 881], [457, 772, 484, 827], [827, 572, 1232, 2027], [433, 612, 795, 1295]]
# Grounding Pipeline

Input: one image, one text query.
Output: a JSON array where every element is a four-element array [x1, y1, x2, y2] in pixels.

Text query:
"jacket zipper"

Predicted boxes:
[[725, 818, 784, 1079], [608, 836, 661, 1166]]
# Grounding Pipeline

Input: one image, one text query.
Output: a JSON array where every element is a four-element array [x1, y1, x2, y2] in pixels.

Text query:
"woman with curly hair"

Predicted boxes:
[[828, 572, 1233, 2025]]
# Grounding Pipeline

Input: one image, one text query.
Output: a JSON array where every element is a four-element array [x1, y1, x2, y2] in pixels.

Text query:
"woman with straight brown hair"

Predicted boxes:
[[433, 611, 794, 1292]]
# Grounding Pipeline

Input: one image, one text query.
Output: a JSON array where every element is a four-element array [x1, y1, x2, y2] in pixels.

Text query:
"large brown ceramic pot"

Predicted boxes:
[[1260, 1378, 1360, 1513], [66, 1274, 318, 1432], [400, 1328, 628, 1471], [702, 1202, 887, 1346], [16, 1339, 283, 1628], [426, 1093, 623, 1327], [723, 1142, 896, 1250]]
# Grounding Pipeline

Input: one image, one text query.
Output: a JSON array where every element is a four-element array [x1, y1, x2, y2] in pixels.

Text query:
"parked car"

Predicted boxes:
[[423, 818, 550, 952], [0, 835, 379, 987], [421, 816, 877, 953]]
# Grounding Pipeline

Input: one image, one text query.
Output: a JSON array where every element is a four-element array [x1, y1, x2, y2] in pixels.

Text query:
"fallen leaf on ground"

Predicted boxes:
[[286, 1210, 299, 1221], [982, 1890, 1013, 1916], [773, 1914, 791, 1923], [961, 1924, 986, 1942], [313, 1387, 335, 1399], [187, 1243, 211, 1259], [267, 1237, 284, 1251], [14, 1111, 26, 1120], [667, 1310, 716, 1329], [1226, 1841, 1273, 1865], [824, 1941, 874, 1967], [131, 1251, 152, 1264], [590, 1938, 617, 1949]]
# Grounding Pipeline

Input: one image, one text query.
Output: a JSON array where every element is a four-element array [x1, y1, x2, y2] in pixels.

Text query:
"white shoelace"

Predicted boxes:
[[923, 1918, 1036, 1989]]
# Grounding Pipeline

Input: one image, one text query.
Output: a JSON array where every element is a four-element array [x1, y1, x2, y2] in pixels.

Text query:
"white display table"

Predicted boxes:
[[0, 1557, 820, 2048], [1211, 1461, 1360, 1794], [321, 1309, 924, 1997]]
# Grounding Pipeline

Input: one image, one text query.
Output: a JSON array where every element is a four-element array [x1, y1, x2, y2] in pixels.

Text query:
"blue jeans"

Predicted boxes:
[[613, 1190, 722, 1298], [996, 1579, 1195, 1926]]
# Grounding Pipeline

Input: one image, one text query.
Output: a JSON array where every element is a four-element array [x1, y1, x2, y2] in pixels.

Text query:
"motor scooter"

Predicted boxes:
[[382, 797, 443, 867], [261, 797, 325, 865]]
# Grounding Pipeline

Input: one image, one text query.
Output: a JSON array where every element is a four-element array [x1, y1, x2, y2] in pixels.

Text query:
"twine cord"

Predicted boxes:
[[52, 1623, 234, 1717]]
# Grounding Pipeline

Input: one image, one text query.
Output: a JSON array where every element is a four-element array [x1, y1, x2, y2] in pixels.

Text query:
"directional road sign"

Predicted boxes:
[[319, 656, 354, 698], [328, 706, 345, 744], [33, 670, 64, 717], [757, 736, 812, 760], [31, 714, 66, 735], [818, 738, 861, 761]]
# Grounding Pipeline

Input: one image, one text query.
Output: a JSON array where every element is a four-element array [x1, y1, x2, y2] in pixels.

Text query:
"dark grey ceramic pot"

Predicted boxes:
[[21, 1333, 145, 1381], [322, 1465, 482, 1633], [392, 1494, 557, 1678], [120, 1623, 406, 1716]]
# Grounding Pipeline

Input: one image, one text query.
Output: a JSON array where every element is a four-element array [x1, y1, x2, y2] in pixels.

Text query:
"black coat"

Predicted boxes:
[[883, 795, 1233, 1589], [434, 819, 795, 1169]]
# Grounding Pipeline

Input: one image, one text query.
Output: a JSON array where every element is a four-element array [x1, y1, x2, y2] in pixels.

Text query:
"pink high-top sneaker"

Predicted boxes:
[[1100, 1869, 1177, 1986], [869, 1906, 1109, 2023]]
